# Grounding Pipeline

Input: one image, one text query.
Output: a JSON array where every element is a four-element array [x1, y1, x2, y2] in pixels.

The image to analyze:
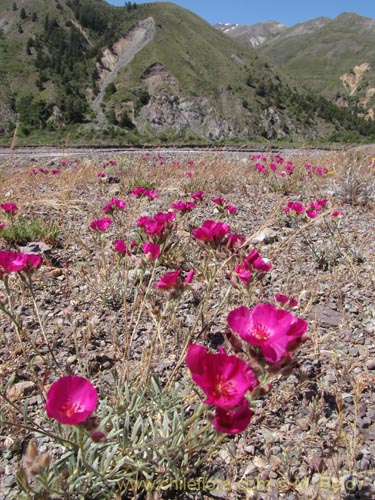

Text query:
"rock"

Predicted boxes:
[[366, 359, 375, 370], [296, 418, 310, 430], [309, 305, 344, 327], [6, 381, 36, 400], [19, 241, 52, 254], [251, 228, 277, 244]]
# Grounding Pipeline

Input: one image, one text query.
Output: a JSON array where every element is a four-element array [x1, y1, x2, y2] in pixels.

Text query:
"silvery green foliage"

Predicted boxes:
[[19, 375, 216, 499]]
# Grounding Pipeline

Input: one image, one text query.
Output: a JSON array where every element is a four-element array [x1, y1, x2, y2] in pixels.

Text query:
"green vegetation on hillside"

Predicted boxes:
[[1, 2, 375, 145]]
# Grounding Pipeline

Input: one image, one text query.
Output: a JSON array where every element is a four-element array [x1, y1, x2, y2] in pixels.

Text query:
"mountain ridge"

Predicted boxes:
[[0, 1, 374, 145], [216, 11, 375, 121]]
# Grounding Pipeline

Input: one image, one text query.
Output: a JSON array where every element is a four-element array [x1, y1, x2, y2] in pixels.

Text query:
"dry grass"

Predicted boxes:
[[0, 147, 375, 499]]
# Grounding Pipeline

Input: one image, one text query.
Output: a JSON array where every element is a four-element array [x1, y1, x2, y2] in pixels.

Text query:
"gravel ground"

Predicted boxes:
[[0, 147, 375, 499]]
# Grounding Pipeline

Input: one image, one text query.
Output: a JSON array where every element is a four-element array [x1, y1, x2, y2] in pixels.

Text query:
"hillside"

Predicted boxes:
[[1, 1, 375, 145], [217, 12, 375, 121]]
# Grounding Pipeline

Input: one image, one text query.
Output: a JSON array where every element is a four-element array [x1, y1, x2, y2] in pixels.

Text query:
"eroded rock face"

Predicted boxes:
[[340, 63, 375, 119], [93, 18, 156, 123], [140, 63, 179, 95], [340, 63, 371, 95]]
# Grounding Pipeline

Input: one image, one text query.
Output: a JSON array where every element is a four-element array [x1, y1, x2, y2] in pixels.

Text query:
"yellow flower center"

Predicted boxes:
[[60, 400, 83, 417], [252, 324, 271, 341]]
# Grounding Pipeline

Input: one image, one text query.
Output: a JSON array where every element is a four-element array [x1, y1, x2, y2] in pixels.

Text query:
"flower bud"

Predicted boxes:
[[91, 430, 108, 443]]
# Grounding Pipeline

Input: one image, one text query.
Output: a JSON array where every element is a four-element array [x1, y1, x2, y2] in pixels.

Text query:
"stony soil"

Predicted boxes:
[[0, 147, 375, 500]]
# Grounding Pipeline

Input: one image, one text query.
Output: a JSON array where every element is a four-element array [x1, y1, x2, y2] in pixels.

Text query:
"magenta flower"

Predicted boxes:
[[89, 218, 113, 232], [227, 304, 308, 364], [45, 376, 98, 426], [155, 270, 182, 290], [171, 200, 197, 213], [191, 190, 205, 202], [130, 187, 158, 199], [114, 240, 127, 253], [155, 268, 194, 291], [234, 263, 252, 285], [275, 293, 298, 309], [244, 250, 272, 272], [138, 212, 175, 242], [284, 201, 305, 215], [192, 220, 231, 246], [144, 189, 158, 200], [186, 344, 258, 409], [306, 209, 319, 219], [226, 233, 246, 252], [0, 222, 4, 230], [1, 203, 18, 215], [212, 197, 227, 206], [225, 205, 238, 214], [185, 268, 195, 284], [212, 397, 253, 434], [234, 250, 271, 286], [308, 199, 328, 211], [129, 186, 145, 197], [103, 197, 126, 213], [143, 242, 161, 260], [0, 251, 42, 279], [332, 210, 344, 217]]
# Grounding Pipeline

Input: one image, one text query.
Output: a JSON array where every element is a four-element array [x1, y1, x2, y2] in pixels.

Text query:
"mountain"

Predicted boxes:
[[214, 21, 287, 48], [0, 1, 374, 145], [217, 12, 375, 120]]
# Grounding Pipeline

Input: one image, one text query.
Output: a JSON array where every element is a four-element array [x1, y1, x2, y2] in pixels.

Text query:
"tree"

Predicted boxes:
[[19, 7, 27, 19]]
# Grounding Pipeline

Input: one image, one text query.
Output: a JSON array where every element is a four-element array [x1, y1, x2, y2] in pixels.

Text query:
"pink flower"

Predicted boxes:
[[212, 197, 227, 206], [308, 199, 328, 211], [226, 233, 246, 252], [103, 198, 126, 213], [130, 187, 158, 199], [192, 220, 231, 246], [97, 172, 106, 178], [332, 210, 343, 217], [45, 376, 97, 426], [89, 218, 113, 232], [91, 430, 108, 443], [138, 212, 175, 242], [155, 268, 194, 291], [144, 189, 158, 200], [0, 251, 42, 279], [171, 200, 197, 212], [275, 293, 298, 309], [185, 268, 195, 284], [186, 344, 258, 409], [306, 209, 319, 219], [225, 205, 238, 214], [284, 201, 305, 215], [130, 186, 145, 197], [1, 203, 18, 215], [234, 263, 252, 285], [212, 397, 253, 434], [114, 240, 127, 253], [155, 270, 182, 290], [191, 190, 205, 202], [52, 169, 60, 175], [0, 222, 5, 230], [143, 242, 161, 260], [227, 304, 308, 364], [244, 250, 272, 272]]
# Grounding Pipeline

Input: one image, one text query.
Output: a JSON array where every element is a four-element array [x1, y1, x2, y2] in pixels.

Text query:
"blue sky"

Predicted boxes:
[[107, 0, 375, 26]]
